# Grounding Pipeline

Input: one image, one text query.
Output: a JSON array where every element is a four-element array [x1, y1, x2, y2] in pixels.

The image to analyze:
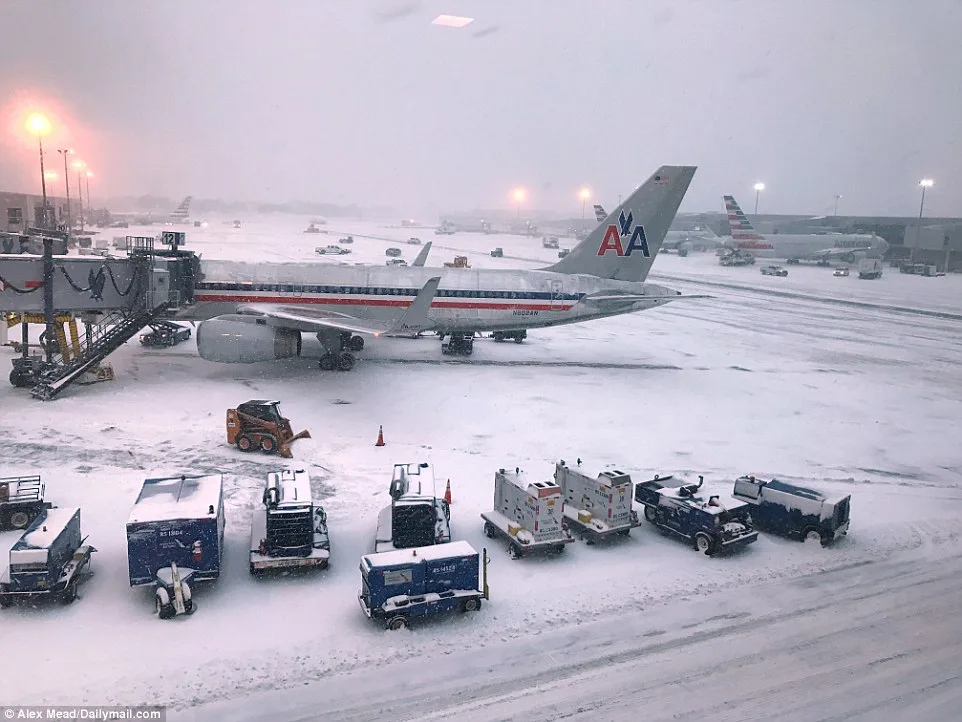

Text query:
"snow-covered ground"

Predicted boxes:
[[2, 214, 961, 719]]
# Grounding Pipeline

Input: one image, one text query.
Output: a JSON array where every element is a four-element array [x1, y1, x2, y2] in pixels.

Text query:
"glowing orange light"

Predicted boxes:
[[511, 187, 527, 204], [578, 187, 591, 201], [26, 112, 52, 136]]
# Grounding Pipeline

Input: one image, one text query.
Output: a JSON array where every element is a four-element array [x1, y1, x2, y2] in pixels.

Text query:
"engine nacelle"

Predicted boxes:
[[196, 315, 301, 363]]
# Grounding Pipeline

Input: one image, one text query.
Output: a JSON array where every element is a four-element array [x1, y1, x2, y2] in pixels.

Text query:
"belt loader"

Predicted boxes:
[[0, 507, 96, 607], [481, 467, 574, 559], [375, 463, 451, 553], [126, 474, 225, 619], [250, 469, 330, 574], [554, 459, 640, 543], [358, 540, 489, 630]]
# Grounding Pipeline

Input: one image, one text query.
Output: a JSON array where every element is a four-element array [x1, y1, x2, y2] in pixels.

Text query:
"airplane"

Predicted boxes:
[[593, 204, 720, 254], [177, 166, 699, 372], [720, 195, 888, 264], [120, 196, 192, 226]]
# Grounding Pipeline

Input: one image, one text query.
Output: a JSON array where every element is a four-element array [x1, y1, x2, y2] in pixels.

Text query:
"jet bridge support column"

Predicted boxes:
[[42, 237, 55, 364]]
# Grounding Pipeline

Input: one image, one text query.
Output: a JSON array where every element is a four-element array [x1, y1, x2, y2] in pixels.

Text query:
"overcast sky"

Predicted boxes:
[[0, 0, 958, 217]]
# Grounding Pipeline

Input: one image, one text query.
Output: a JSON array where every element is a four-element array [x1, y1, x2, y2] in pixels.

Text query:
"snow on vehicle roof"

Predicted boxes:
[[362, 540, 477, 569], [766, 478, 848, 505], [659, 484, 748, 514], [128, 474, 223, 524], [17, 507, 80, 549], [265, 469, 312, 508]]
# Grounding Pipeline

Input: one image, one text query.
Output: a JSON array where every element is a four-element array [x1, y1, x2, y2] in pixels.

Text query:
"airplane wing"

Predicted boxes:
[[234, 276, 441, 337], [412, 241, 432, 266]]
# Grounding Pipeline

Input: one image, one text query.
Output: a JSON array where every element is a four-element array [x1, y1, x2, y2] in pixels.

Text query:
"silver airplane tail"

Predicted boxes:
[[544, 166, 696, 283]]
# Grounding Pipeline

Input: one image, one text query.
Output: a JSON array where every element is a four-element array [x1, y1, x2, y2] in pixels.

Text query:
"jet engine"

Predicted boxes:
[[196, 315, 302, 363]]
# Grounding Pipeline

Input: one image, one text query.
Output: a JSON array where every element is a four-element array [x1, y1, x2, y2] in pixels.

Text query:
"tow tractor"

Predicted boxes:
[[491, 330, 526, 344], [440, 332, 476, 356], [139, 321, 192, 348]]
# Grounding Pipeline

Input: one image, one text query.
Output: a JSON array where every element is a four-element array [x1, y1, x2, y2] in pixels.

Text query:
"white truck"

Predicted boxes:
[[857, 258, 883, 279], [553, 459, 640, 543], [481, 467, 574, 559], [249, 469, 330, 574]]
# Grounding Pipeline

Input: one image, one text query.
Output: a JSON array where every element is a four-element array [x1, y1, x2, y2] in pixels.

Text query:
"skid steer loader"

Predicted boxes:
[[226, 400, 311, 458]]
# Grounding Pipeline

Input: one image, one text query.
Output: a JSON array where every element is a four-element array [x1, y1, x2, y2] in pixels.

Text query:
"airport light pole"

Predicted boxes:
[[834, 194, 842, 217], [753, 182, 765, 216], [72, 160, 86, 231], [914, 179, 934, 261], [26, 113, 52, 228], [578, 187, 591, 232], [85, 171, 93, 218], [512, 187, 526, 220], [58, 149, 73, 231]]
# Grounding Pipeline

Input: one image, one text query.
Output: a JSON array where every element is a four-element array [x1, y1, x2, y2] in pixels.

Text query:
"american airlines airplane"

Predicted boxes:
[[721, 195, 888, 263], [594, 204, 720, 253], [179, 166, 698, 372], [124, 196, 192, 226]]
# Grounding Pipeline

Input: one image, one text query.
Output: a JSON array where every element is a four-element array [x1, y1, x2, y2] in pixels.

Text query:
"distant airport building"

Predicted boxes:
[[0, 190, 80, 232]]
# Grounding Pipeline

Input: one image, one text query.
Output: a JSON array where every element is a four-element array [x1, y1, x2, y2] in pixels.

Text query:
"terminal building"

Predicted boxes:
[[1, 190, 82, 232]]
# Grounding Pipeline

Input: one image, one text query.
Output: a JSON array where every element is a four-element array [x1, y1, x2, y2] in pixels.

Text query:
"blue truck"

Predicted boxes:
[[358, 540, 489, 630], [732, 475, 851, 544], [0, 507, 96, 607], [126, 474, 225, 619], [634, 475, 758, 556]]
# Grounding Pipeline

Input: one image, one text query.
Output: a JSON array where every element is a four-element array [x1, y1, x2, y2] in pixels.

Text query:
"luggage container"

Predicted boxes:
[[554, 459, 640, 543], [126, 474, 225, 619], [358, 540, 489, 630], [0, 507, 96, 607], [480, 467, 574, 559]]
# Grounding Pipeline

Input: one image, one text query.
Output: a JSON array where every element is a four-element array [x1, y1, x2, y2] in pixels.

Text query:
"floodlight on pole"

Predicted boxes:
[[72, 159, 86, 230], [85, 170, 93, 218], [753, 182, 765, 215], [58, 148, 73, 231], [578, 187, 591, 232], [915, 178, 935, 253], [511, 187, 527, 219], [834, 194, 842, 217], [26, 112, 52, 227]]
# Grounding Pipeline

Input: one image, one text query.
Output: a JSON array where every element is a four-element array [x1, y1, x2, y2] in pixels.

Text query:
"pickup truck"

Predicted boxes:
[[316, 245, 351, 255], [634, 475, 758, 556]]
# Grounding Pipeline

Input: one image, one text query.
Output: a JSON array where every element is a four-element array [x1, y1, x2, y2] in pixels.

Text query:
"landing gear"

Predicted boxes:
[[441, 333, 474, 356], [317, 331, 362, 371]]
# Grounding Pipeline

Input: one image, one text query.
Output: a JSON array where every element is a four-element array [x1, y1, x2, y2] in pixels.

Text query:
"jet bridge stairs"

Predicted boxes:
[[1, 235, 198, 400]]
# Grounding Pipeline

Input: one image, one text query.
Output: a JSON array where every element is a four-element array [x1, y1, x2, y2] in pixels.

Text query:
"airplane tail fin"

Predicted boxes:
[[544, 166, 696, 283], [593, 204, 607, 223], [723, 195, 765, 241], [412, 241, 432, 267], [171, 196, 192, 221]]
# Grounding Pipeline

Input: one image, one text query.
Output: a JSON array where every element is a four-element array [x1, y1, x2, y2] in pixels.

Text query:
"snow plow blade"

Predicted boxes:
[[278, 429, 311, 458]]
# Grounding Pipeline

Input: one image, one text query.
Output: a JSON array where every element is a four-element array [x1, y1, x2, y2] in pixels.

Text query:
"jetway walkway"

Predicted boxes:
[[0, 233, 198, 400]]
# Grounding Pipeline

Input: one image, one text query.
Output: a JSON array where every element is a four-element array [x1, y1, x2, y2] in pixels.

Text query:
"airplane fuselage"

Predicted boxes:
[[724, 233, 887, 260], [178, 259, 679, 334]]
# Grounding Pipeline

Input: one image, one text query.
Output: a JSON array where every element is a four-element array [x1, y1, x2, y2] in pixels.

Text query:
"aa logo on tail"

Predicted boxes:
[[596, 210, 651, 258]]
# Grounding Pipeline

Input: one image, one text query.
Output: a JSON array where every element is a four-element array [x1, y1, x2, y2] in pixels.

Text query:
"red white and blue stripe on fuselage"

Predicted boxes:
[[193, 281, 584, 312]]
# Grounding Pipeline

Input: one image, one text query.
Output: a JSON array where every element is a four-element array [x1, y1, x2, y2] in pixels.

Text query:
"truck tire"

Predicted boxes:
[[155, 588, 174, 620], [803, 528, 824, 545], [260, 435, 278, 454], [694, 533, 714, 555], [0, 595, 12, 608], [493, 332, 505, 342], [644, 506, 657, 523], [236, 435, 253, 452], [462, 597, 481, 613], [9, 510, 31, 529], [514, 335, 524, 344], [483, 522, 496, 538], [61, 581, 78, 604], [387, 615, 408, 631]]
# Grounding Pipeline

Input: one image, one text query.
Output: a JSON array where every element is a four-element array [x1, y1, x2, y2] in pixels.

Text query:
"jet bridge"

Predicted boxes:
[[0, 232, 199, 400]]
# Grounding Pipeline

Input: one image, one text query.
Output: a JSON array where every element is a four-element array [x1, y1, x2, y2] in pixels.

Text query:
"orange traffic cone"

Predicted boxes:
[[375, 425, 385, 447], [444, 478, 452, 505]]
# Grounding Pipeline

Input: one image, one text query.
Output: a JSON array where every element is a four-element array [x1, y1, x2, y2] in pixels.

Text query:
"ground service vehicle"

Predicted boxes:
[[339, 235, 354, 244], [316, 245, 351, 255], [858, 258, 883, 279], [375, 463, 451, 553], [719, 249, 755, 266], [126, 474, 225, 619], [226, 400, 311, 457], [554, 459, 640, 543], [0, 475, 53, 530], [491, 330, 526, 343], [833, 266, 850, 277], [732, 475, 851, 544], [0, 507, 96, 607], [542, 236, 559, 249], [634, 475, 758, 556], [490, 247, 503, 257], [139, 321, 192, 348], [385, 247, 402, 257], [407, 237, 422, 245], [481, 467, 574, 558], [443, 256, 471, 268], [250, 469, 330, 574], [761, 265, 788, 276], [358, 540, 488, 630]]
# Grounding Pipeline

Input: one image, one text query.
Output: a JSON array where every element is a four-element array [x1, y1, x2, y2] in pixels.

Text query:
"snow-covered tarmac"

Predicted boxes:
[[1, 215, 961, 720]]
